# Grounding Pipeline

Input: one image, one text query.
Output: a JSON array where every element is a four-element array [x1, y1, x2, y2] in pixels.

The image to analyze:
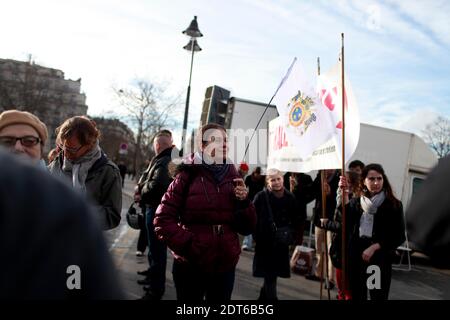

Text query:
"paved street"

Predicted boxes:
[[105, 177, 450, 300]]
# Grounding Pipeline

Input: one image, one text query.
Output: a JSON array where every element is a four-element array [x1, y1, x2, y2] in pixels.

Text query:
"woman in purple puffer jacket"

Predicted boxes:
[[154, 123, 256, 302]]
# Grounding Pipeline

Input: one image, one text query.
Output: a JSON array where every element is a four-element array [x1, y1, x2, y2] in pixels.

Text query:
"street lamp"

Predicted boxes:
[[181, 15, 202, 156]]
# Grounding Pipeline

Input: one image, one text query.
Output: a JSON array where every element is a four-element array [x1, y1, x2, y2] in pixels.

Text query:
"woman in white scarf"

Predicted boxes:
[[339, 163, 405, 301], [49, 116, 122, 230]]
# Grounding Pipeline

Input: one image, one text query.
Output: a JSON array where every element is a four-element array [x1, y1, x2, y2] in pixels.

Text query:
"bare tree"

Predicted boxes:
[[113, 79, 182, 176], [422, 116, 450, 159]]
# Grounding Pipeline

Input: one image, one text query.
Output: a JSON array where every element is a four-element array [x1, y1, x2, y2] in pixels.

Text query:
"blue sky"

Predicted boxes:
[[1, 0, 449, 144]]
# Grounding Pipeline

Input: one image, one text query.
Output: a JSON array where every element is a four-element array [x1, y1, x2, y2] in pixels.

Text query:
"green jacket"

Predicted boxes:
[[49, 152, 122, 230]]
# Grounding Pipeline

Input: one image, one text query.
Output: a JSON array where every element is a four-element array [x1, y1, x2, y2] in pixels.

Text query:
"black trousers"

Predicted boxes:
[[258, 275, 278, 301], [145, 207, 167, 297], [349, 238, 392, 301], [137, 226, 148, 253], [172, 260, 235, 302]]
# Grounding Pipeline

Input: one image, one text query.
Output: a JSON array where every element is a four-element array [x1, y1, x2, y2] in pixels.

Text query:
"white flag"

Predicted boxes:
[[317, 60, 360, 162], [268, 59, 360, 172], [272, 58, 335, 159]]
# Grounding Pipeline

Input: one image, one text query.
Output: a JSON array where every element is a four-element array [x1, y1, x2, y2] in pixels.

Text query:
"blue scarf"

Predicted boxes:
[[194, 152, 231, 183]]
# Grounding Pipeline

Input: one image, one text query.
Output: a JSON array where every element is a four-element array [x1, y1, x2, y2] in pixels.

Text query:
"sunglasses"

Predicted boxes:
[[57, 143, 84, 154], [0, 136, 41, 147]]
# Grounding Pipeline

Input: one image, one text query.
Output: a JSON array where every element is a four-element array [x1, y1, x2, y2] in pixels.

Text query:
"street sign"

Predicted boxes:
[[119, 143, 128, 155]]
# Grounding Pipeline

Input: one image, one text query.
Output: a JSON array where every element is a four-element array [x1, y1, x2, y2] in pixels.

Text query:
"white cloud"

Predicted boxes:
[[384, 0, 450, 47], [397, 109, 442, 136]]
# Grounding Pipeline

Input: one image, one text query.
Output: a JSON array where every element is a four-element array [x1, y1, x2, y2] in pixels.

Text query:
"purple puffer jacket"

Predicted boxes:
[[154, 155, 256, 273]]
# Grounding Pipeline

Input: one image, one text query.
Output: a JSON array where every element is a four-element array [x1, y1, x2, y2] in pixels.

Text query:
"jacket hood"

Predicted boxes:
[[172, 152, 239, 178], [171, 153, 198, 177]]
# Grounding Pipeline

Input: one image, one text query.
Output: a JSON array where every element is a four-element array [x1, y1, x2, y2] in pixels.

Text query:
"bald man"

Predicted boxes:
[[138, 130, 175, 300]]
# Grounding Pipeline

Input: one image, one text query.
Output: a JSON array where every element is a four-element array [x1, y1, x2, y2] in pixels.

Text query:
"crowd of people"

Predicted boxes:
[[0, 107, 448, 300], [132, 123, 408, 301]]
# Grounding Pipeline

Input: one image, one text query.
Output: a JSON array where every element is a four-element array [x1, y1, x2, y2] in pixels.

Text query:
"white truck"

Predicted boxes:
[[224, 97, 278, 167], [347, 123, 438, 213]]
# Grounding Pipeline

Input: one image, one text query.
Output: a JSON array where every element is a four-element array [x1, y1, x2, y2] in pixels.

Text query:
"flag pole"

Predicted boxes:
[[340, 32, 348, 295], [317, 57, 331, 301], [318, 58, 324, 300]]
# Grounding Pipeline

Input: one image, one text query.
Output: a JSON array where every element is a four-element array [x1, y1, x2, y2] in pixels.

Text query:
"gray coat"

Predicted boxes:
[[49, 152, 122, 230]]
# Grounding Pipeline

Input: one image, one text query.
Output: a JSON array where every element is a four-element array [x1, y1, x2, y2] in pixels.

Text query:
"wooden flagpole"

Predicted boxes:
[[340, 33, 348, 295], [317, 57, 331, 300]]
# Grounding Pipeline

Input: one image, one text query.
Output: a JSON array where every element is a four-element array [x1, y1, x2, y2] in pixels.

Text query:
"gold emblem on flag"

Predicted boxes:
[[287, 91, 315, 135]]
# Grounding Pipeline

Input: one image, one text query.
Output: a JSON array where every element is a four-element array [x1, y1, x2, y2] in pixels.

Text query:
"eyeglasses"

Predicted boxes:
[[57, 143, 84, 154], [0, 136, 41, 147], [367, 177, 383, 181]]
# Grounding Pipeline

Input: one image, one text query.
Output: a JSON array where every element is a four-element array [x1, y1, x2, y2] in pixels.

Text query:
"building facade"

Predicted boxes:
[[92, 117, 136, 170], [0, 58, 88, 154]]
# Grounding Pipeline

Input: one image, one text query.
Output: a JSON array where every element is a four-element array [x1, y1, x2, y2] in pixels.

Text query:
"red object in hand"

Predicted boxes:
[[239, 162, 249, 172]]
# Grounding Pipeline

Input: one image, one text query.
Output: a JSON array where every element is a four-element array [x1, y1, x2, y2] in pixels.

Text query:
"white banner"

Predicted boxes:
[[268, 116, 360, 172], [268, 58, 360, 172], [272, 58, 335, 159], [317, 60, 360, 162]]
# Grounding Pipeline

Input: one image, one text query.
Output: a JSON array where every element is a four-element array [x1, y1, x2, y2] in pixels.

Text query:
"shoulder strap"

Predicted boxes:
[[263, 189, 276, 227]]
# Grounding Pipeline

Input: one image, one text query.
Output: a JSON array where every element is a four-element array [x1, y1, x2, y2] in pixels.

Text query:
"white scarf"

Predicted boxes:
[[61, 141, 102, 193], [359, 191, 386, 238]]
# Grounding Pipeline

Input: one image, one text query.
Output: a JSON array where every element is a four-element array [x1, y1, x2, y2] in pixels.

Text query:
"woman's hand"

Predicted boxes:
[[133, 185, 141, 203], [362, 243, 381, 263], [289, 175, 297, 192], [233, 178, 248, 200], [320, 218, 329, 228], [338, 175, 350, 205], [323, 182, 331, 195]]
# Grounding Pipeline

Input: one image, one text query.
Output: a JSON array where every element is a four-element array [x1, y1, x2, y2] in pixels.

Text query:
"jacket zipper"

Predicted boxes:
[[200, 177, 211, 203]]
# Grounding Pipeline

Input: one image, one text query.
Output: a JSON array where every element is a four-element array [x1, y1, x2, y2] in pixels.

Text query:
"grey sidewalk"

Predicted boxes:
[[111, 177, 450, 300]]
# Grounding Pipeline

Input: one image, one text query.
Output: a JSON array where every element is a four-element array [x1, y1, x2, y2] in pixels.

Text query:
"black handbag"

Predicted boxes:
[[126, 202, 144, 230], [329, 232, 342, 268], [274, 225, 295, 246], [263, 190, 294, 246]]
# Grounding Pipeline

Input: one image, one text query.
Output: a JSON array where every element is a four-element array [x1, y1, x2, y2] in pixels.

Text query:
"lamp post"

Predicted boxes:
[[181, 16, 202, 156]]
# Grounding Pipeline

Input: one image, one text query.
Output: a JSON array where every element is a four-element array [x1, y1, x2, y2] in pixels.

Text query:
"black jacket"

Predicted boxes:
[[245, 174, 265, 201], [252, 189, 302, 278], [291, 173, 314, 223], [407, 155, 450, 268], [140, 147, 174, 210], [344, 196, 405, 261], [0, 151, 123, 299], [322, 207, 345, 268], [312, 170, 340, 227]]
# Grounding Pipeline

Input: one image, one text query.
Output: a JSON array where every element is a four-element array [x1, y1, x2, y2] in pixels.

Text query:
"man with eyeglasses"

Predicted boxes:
[[0, 109, 48, 162]]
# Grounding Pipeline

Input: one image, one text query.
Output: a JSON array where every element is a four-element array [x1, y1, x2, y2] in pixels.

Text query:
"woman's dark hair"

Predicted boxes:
[[56, 116, 100, 146], [349, 159, 365, 171], [360, 163, 400, 207], [347, 170, 361, 197]]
